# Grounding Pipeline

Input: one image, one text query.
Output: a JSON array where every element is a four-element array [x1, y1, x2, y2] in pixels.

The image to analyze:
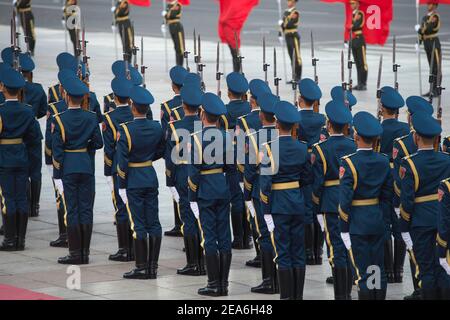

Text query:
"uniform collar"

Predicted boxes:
[[263, 124, 276, 128], [330, 133, 344, 137], [134, 116, 146, 120], [68, 106, 81, 110], [5, 99, 18, 102], [357, 148, 373, 151], [116, 104, 129, 108], [418, 147, 434, 151], [252, 108, 260, 112]]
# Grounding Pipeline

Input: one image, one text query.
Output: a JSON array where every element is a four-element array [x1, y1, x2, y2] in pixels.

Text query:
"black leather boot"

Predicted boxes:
[[305, 223, 315, 265], [50, 201, 68, 247], [178, 235, 202, 276], [346, 264, 353, 300], [16, 212, 28, 251], [123, 238, 149, 279], [278, 268, 294, 300], [333, 268, 348, 300], [404, 257, 421, 300], [374, 289, 387, 300], [219, 251, 232, 296], [326, 276, 334, 284], [313, 221, 323, 265], [0, 214, 18, 251], [198, 253, 221, 297], [393, 239, 406, 283], [164, 201, 182, 237], [81, 224, 92, 264], [198, 242, 206, 276], [109, 222, 133, 261], [58, 225, 83, 264], [231, 211, 244, 249], [246, 229, 261, 267], [293, 267, 305, 300], [439, 287, 450, 300], [251, 250, 278, 294], [29, 179, 41, 217], [357, 290, 372, 300], [148, 236, 162, 279], [0, 224, 4, 236], [421, 288, 438, 300], [242, 213, 253, 249], [384, 238, 395, 283]]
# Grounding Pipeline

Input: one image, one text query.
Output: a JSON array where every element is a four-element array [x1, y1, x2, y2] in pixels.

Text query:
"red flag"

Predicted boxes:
[[217, 0, 259, 49], [129, 0, 151, 6], [419, 0, 450, 4], [178, 0, 191, 5]]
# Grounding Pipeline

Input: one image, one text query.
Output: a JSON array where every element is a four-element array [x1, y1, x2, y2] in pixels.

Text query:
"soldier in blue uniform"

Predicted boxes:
[[161, 66, 188, 237], [238, 79, 271, 267], [48, 52, 78, 104], [442, 136, 450, 153], [392, 95, 434, 300], [437, 178, 450, 299], [103, 77, 135, 262], [312, 100, 356, 300], [339, 111, 393, 300], [399, 112, 450, 299], [166, 84, 205, 276], [117, 86, 166, 279], [245, 92, 280, 294], [297, 78, 325, 265], [189, 93, 234, 296], [330, 85, 357, 137], [52, 73, 103, 264], [219, 72, 252, 250], [0, 68, 41, 251], [378, 86, 409, 284], [260, 100, 312, 300]]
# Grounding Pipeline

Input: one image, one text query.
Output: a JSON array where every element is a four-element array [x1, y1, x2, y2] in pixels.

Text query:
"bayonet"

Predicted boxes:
[[234, 30, 243, 74], [393, 35, 400, 91], [427, 41, 436, 103], [376, 55, 383, 121], [11, 11, 21, 71], [193, 29, 198, 65], [291, 48, 298, 106], [197, 34, 205, 91], [140, 37, 147, 88], [433, 54, 443, 150], [81, 20, 90, 82], [183, 33, 190, 72], [311, 31, 319, 84], [274, 47, 281, 97], [263, 36, 269, 84], [216, 42, 223, 97], [131, 22, 139, 69], [341, 51, 348, 107], [347, 29, 353, 91]]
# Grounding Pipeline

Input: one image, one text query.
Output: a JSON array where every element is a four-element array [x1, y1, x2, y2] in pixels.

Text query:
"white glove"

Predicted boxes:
[[278, 36, 284, 45], [344, 42, 349, 49], [106, 176, 114, 192], [401, 232, 413, 250], [239, 182, 244, 192], [415, 43, 420, 52], [111, 6, 116, 13], [169, 186, 180, 203], [278, 19, 283, 27], [341, 232, 351, 250], [161, 10, 167, 17], [54, 179, 64, 194], [111, 25, 116, 32], [264, 214, 275, 232], [317, 214, 325, 232], [160, 24, 166, 34], [414, 24, 421, 32], [439, 258, 450, 276], [190, 202, 200, 219], [47, 165, 53, 178], [118, 188, 128, 204], [245, 201, 256, 218], [61, 18, 66, 27], [394, 208, 401, 219]]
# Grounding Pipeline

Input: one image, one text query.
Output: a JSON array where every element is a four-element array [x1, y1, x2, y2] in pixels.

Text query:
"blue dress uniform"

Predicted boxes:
[[437, 178, 450, 299], [102, 78, 135, 262], [165, 84, 205, 276], [392, 95, 434, 299], [219, 72, 252, 250], [118, 86, 166, 280], [339, 111, 393, 300], [245, 92, 280, 294], [297, 78, 325, 265], [0, 68, 41, 251], [48, 53, 78, 104], [161, 66, 188, 237], [189, 93, 234, 297], [442, 136, 450, 153], [260, 100, 312, 300], [377, 86, 410, 284], [52, 74, 103, 265], [312, 100, 356, 300], [330, 85, 357, 138], [238, 79, 271, 267], [399, 112, 450, 300]]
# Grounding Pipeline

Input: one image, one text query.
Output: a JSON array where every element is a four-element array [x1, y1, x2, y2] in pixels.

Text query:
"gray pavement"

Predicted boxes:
[[0, 20, 448, 299]]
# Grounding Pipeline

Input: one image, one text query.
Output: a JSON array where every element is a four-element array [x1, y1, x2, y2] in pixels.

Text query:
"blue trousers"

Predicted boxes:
[[0, 167, 28, 216], [198, 198, 231, 255], [410, 226, 439, 289], [112, 174, 128, 223], [251, 197, 272, 253], [272, 214, 305, 270], [349, 233, 387, 292], [323, 213, 349, 269], [126, 187, 161, 240], [62, 173, 94, 226], [303, 185, 314, 225], [228, 172, 244, 215], [176, 168, 198, 237], [28, 142, 42, 181]]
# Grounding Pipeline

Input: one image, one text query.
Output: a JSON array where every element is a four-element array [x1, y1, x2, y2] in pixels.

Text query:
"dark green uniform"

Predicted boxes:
[[115, 0, 133, 62], [351, 9, 367, 90], [16, 0, 36, 55], [165, 1, 185, 66], [64, 0, 80, 57], [281, 7, 302, 81], [418, 11, 441, 96]]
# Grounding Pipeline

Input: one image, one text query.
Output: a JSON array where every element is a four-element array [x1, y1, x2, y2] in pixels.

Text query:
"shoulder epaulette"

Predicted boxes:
[[342, 152, 357, 160], [237, 114, 249, 120], [395, 133, 410, 142], [403, 152, 418, 161], [191, 130, 202, 137], [168, 119, 181, 125], [53, 110, 67, 117], [172, 105, 183, 111], [262, 138, 279, 146]]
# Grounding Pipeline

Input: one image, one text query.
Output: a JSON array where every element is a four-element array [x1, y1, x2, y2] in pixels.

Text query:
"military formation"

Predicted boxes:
[[0, 0, 449, 301]]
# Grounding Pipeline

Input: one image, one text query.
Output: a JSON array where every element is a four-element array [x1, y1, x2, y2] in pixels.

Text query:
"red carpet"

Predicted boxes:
[[0, 284, 62, 300]]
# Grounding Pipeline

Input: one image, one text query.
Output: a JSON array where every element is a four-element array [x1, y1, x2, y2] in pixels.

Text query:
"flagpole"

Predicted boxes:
[[416, 0, 423, 95]]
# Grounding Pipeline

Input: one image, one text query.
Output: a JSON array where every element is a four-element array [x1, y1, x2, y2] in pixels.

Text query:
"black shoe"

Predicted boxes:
[[313, 221, 323, 265], [251, 250, 278, 294], [421, 91, 431, 97], [58, 225, 83, 264], [16, 213, 28, 251], [148, 236, 162, 279], [109, 222, 133, 262], [81, 224, 92, 265], [404, 289, 421, 300], [374, 289, 386, 300], [0, 214, 18, 251], [219, 251, 232, 296], [198, 253, 221, 297], [50, 235, 68, 248], [178, 235, 203, 276], [421, 288, 438, 300], [29, 179, 41, 217], [50, 200, 68, 247], [246, 254, 261, 268], [0, 224, 4, 236], [326, 276, 334, 284], [164, 201, 183, 237], [333, 268, 348, 300], [384, 238, 395, 284], [305, 223, 315, 265], [164, 226, 182, 237], [358, 290, 372, 300], [124, 238, 149, 279], [293, 267, 305, 300], [231, 212, 244, 249], [393, 239, 406, 283], [278, 268, 294, 300]]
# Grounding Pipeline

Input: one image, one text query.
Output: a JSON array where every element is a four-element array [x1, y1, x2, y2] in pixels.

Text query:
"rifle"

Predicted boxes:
[[197, 34, 205, 91], [216, 42, 223, 97], [427, 41, 436, 104], [183, 33, 190, 72], [291, 48, 298, 107], [131, 22, 139, 69], [10, 12, 21, 72], [393, 36, 400, 91], [276, 0, 288, 86], [263, 36, 269, 84], [376, 55, 383, 121], [80, 20, 90, 111], [273, 47, 281, 98], [140, 37, 147, 88], [234, 30, 243, 74], [434, 54, 444, 151], [311, 31, 320, 112], [347, 29, 354, 92], [341, 51, 347, 107]]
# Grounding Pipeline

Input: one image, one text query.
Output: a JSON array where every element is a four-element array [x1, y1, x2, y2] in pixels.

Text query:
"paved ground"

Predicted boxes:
[[0, 18, 448, 299]]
